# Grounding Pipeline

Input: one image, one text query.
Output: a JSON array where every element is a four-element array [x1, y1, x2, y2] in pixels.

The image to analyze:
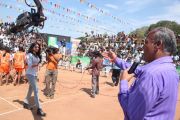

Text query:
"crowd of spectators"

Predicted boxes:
[[1, 21, 180, 74], [0, 22, 47, 52]]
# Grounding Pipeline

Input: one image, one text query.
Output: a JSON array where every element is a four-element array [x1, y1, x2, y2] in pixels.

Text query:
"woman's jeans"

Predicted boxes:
[[24, 74, 41, 109]]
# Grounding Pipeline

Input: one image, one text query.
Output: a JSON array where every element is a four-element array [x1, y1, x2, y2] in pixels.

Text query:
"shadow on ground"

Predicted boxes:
[[13, 98, 45, 120], [80, 88, 92, 97], [105, 81, 114, 87]]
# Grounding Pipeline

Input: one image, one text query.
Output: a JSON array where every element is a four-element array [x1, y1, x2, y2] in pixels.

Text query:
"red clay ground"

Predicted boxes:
[[0, 66, 180, 120]]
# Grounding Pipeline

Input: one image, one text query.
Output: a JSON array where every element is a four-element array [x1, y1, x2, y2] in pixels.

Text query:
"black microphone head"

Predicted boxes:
[[128, 62, 139, 74]]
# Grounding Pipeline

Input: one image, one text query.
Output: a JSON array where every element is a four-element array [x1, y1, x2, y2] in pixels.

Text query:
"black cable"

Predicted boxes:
[[58, 70, 107, 89], [58, 70, 86, 89], [99, 93, 117, 98], [57, 70, 117, 98], [25, 0, 36, 7]]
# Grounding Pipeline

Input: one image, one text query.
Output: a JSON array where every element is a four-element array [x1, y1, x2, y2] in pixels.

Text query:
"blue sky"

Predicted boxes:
[[0, 0, 180, 38]]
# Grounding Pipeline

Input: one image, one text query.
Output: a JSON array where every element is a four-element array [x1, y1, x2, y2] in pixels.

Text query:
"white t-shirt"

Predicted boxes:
[[26, 53, 40, 76]]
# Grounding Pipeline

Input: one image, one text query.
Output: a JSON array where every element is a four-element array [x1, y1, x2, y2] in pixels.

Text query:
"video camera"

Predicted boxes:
[[8, 0, 46, 34], [45, 46, 57, 55]]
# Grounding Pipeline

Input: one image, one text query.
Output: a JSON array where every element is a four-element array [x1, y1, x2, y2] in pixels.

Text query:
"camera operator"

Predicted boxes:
[[43, 45, 62, 99]]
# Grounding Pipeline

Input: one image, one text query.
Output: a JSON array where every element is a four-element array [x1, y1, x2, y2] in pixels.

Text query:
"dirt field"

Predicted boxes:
[[0, 67, 180, 120]]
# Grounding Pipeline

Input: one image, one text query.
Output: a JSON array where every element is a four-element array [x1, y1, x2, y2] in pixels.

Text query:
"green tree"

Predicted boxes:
[[130, 20, 180, 37], [147, 20, 180, 36], [130, 26, 149, 38], [130, 20, 180, 52]]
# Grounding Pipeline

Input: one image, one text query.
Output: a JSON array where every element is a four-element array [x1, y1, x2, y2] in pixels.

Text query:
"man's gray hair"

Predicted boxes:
[[151, 27, 177, 54]]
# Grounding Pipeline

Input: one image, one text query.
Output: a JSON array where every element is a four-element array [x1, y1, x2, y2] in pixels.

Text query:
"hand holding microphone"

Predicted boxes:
[[102, 50, 141, 81], [128, 60, 140, 74], [120, 62, 139, 82], [127, 54, 141, 74], [121, 57, 141, 82], [120, 69, 135, 82]]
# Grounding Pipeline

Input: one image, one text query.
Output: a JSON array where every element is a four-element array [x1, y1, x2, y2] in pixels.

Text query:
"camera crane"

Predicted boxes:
[[9, 0, 47, 34]]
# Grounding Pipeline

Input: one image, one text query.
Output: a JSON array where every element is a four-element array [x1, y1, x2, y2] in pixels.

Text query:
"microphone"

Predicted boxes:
[[128, 57, 141, 74]]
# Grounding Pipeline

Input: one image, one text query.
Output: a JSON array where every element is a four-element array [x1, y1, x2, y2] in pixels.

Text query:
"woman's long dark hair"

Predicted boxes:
[[28, 42, 42, 63]]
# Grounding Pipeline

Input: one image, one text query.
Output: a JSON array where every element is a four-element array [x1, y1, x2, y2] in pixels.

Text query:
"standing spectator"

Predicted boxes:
[[86, 51, 103, 98], [102, 57, 111, 77], [23, 43, 46, 116], [111, 62, 121, 86]]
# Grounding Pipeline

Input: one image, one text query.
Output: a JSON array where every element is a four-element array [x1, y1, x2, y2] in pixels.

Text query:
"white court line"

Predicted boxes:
[[4, 96, 20, 100], [0, 108, 23, 116], [0, 91, 83, 117], [0, 84, 109, 117], [0, 97, 20, 109]]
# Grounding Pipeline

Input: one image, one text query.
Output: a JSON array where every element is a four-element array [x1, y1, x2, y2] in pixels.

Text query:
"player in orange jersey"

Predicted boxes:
[[0, 45, 4, 86], [13, 46, 26, 85], [0, 46, 11, 85]]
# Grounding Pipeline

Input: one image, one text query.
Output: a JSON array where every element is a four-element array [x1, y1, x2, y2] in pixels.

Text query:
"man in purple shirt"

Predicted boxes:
[[104, 27, 179, 120]]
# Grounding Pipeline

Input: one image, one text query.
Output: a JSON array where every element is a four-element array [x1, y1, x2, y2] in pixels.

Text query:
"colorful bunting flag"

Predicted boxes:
[[80, 0, 85, 3]]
